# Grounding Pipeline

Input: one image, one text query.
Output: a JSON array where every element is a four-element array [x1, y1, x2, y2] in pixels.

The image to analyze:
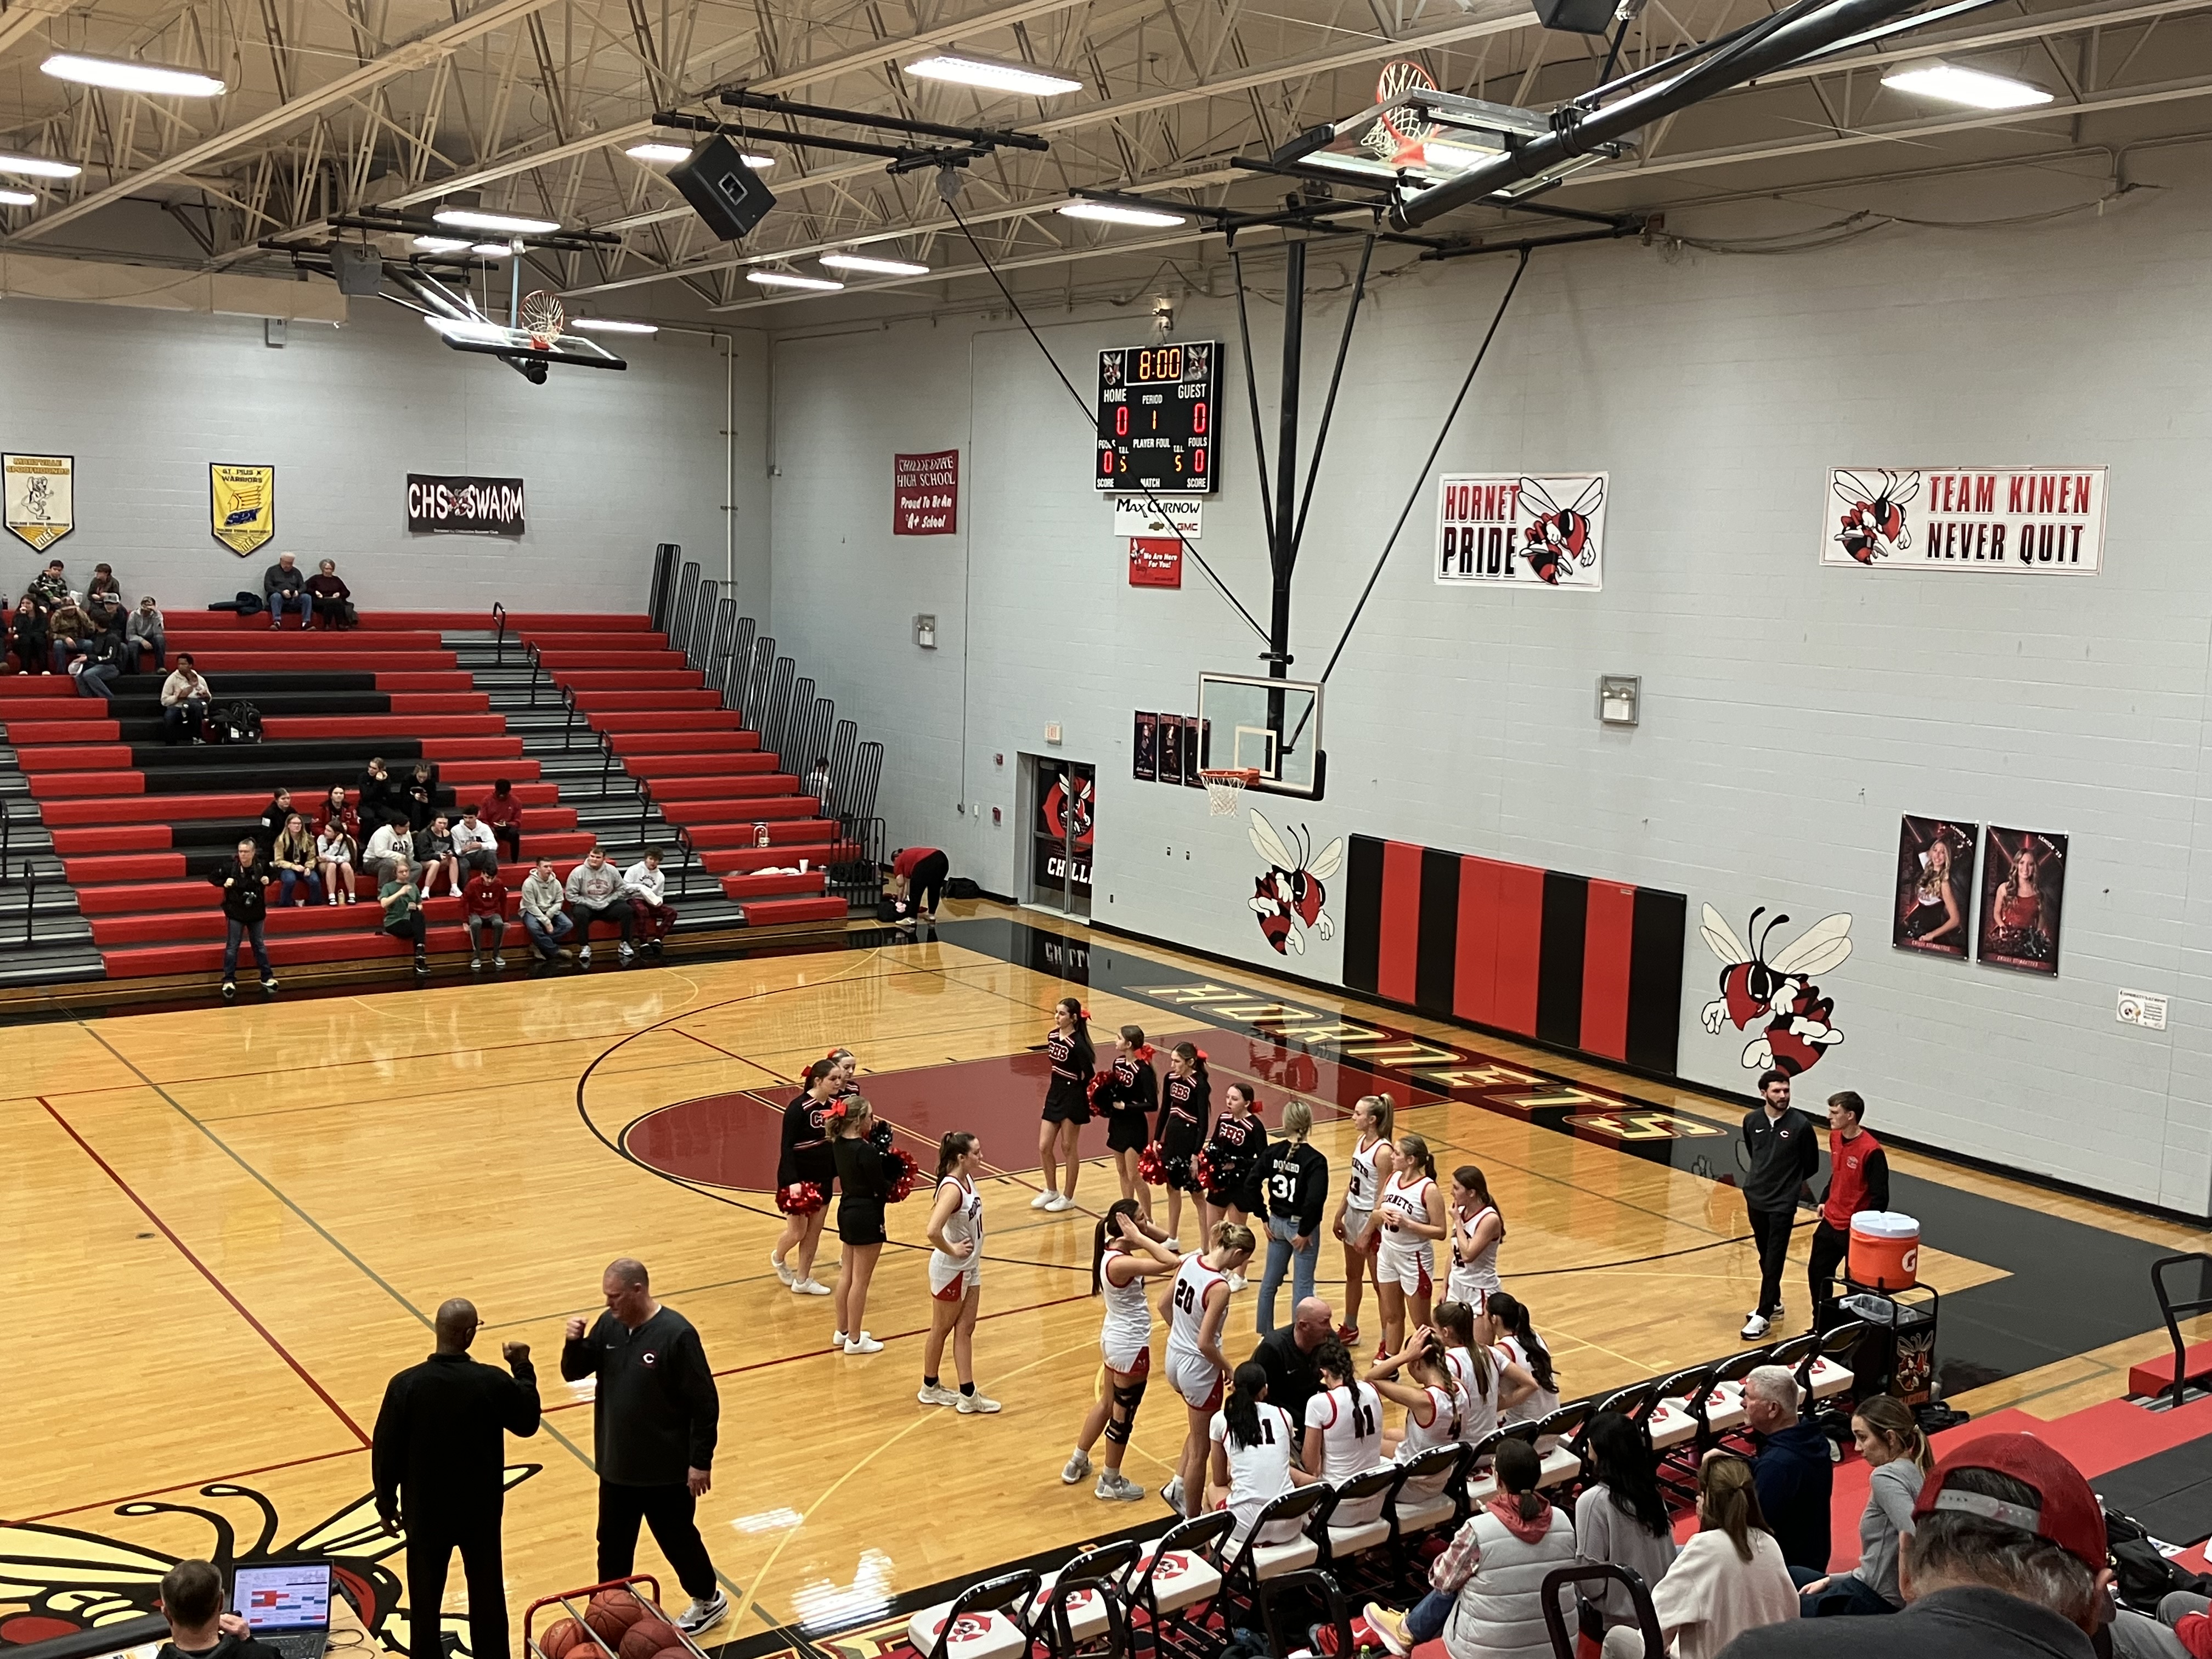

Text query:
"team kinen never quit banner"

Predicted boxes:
[[407, 473, 526, 536], [1824, 466, 2107, 572]]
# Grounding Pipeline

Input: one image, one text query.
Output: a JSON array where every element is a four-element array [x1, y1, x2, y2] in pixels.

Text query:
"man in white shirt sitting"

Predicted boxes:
[[623, 847, 678, 958], [160, 654, 212, 745], [365, 815, 423, 890], [452, 807, 501, 879]]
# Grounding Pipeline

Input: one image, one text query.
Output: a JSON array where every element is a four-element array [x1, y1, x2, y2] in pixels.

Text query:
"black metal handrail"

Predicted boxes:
[[598, 729, 622, 797], [492, 602, 509, 664], [0, 802, 12, 881], [671, 825, 699, 896], [2153, 1253, 2212, 1409], [637, 777, 654, 844], [526, 641, 546, 707], [562, 684, 581, 750]]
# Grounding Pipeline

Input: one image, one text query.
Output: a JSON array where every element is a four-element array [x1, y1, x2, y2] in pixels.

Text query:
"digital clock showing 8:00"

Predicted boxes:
[[1095, 340, 1218, 494]]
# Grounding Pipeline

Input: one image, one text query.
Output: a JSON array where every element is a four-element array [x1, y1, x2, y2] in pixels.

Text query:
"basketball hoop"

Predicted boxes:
[[519, 290, 566, 348], [1200, 768, 1261, 817], [1368, 60, 1440, 168]]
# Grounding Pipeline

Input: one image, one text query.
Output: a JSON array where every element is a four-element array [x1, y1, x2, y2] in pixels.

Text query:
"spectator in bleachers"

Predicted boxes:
[[317, 783, 359, 842], [128, 597, 167, 671], [154, 1557, 280, 1659], [624, 847, 676, 957], [13, 592, 49, 674], [564, 847, 634, 965], [1613, 1454, 1797, 1658], [273, 812, 324, 907], [87, 591, 126, 647], [28, 560, 67, 608], [162, 656, 212, 742], [453, 807, 500, 880], [413, 812, 460, 897], [483, 778, 523, 862], [805, 757, 833, 816], [317, 816, 358, 905], [365, 815, 420, 890], [86, 562, 121, 607], [307, 558, 352, 629], [360, 757, 400, 824], [2116, 1594, 2212, 1659], [1745, 1365, 1832, 1573], [1576, 1410, 1680, 1647], [48, 595, 93, 674], [404, 760, 441, 831], [263, 552, 311, 629], [69, 630, 127, 701], [462, 864, 507, 970], [210, 836, 278, 1000], [256, 788, 296, 856], [379, 866, 431, 974], [520, 855, 573, 962], [1792, 1394, 1929, 1617]]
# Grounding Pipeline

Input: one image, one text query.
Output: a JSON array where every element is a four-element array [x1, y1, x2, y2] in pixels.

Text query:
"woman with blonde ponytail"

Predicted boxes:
[[918, 1131, 997, 1413], [1331, 1093, 1395, 1344]]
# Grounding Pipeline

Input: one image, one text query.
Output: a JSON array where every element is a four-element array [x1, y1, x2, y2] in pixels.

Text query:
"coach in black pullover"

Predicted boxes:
[[561, 1257, 726, 1633], [1737, 1070, 1821, 1339]]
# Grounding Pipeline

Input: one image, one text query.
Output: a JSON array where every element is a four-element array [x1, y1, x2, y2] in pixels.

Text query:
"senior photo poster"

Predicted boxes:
[[1977, 826, 2068, 975], [1893, 816, 1977, 959]]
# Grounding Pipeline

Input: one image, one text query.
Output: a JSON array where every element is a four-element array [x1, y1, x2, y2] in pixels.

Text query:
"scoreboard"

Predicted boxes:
[[1095, 340, 1218, 494]]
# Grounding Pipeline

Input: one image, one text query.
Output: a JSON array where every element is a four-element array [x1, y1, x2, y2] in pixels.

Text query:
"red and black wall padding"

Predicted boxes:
[[1340, 834, 1685, 1074]]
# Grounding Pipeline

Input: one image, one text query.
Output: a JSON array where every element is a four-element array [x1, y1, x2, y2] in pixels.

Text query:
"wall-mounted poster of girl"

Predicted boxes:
[[1893, 816, 1977, 959], [1977, 826, 2068, 975]]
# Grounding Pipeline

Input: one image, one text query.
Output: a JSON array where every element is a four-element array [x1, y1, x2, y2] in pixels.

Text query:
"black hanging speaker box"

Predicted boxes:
[[1531, 0, 1616, 31], [668, 136, 777, 240]]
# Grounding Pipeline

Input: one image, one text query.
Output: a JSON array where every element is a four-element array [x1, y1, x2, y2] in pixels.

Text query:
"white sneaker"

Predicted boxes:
[[792, 1277, 831, 1296], [1096, 1470, 1145, 1502], [1740, 1312, 1771, 1341], [957, 1390, 1001, 1414], [1163, 1474, 1185, 1512], [578, 945, 592, 963], [470, 955, 482, 971], [1062, 1448, 1093, 1485], [1030, 1189, 1058, 1209], [618, 943, 636, 962], [845, 1333, 884, 1355], [1045, 1192, 1075, 1212], [1226, 1272, 1247, 1292], [771, 1253, 795, 1287], [1164, 1237, 1182, 1253], [493, 955, 506, 968], [673, 1592, 727, 1634], [918, 1383, 962, 1407], [832, 1330, 847, 1347]]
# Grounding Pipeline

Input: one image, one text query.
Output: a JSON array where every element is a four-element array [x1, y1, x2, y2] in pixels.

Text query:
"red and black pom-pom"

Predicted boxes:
[[1086, 1072, 1104, 1105], [774, 1181, 827, 1215], [884, 1146, 921, 1203], [1190, 1148, 1217, 1192], [1137, 1141, 1168, 1187]]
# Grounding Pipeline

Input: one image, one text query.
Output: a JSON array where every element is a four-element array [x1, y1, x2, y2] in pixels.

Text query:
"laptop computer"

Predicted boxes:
[[230, 1561, 334, 1659]]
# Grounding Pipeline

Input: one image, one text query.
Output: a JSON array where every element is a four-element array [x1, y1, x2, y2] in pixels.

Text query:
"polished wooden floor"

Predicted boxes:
[[4, 901, 2205, 1655]]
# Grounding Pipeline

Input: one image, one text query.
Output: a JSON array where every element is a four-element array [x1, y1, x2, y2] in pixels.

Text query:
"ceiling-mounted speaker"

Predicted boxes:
[[332, 241, 383, 295], [668, 136, 777, 241], [1530, 0, 1616, 31]]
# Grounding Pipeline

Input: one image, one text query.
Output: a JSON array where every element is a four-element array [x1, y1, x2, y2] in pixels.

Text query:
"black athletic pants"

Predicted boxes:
[[596, 1480, 716, 1600], [1807, 1219, 1850, 1325], [910, 850, 949, 915], [1747, 1206, 1795, 1319], [407, 1518, 508, 1659]]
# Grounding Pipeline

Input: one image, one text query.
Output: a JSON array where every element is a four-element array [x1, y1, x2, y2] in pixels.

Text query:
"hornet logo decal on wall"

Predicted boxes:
[[1519, 476, 1606, 585], [1700, 905, 1853, 1075], [1249, 812, 1343, 956], [1833, 470, 1921, 563]]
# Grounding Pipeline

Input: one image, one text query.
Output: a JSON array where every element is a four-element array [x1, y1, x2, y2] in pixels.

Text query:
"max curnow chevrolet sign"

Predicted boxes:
[[407, 473, 526, 536]]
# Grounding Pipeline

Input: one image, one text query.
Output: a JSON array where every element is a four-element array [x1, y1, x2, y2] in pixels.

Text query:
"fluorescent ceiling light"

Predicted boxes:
[[0, 153, 80, 179], [1881, 60, 2053, 108], [1058, 200, 1187, 228], [412, 235, 471, 252], [471, 242, 516, 258], [425, 317, 515, 344], [571, 317, 658, 334], [820, 252, 931, 276], [747, 269, 844, 291], [433, 207, 560, 234], [0, 189, 35, 206], [42, 53, 225, 97], [904, 52, 1081, 97], [628, 142, 774, 168]]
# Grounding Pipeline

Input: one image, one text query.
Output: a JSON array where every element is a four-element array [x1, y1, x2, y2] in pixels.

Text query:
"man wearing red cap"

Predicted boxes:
[[1719, 1431, 2112, 1657]]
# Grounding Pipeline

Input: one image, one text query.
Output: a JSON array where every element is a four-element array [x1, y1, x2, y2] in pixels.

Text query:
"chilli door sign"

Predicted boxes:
[[1032, 761, 1095, 913]]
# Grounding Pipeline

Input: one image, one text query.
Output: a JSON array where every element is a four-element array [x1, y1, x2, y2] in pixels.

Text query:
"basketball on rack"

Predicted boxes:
[[520, 289, 567, 347]]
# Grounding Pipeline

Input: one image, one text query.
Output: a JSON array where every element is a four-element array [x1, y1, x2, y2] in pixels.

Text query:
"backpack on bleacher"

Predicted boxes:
[[220, 701, 263, 744]]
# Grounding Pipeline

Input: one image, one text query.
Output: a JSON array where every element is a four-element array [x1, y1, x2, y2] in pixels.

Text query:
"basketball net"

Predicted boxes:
[[1200, 769, 1259, 817], [1365, 59, 1440, 171], [519, 289, 566, 349]]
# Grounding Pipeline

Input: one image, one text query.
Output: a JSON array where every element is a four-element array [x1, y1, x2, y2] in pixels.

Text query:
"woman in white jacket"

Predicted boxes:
[[1600, 1453, 1797, 1659]]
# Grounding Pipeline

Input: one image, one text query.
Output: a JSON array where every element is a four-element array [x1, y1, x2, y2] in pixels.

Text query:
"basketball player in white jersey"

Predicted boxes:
[[1300, 1339, 1388, 1526], [1373, 1132, 1447, 1359], [1207, 1361, 1317, 1549], [1368, 1329, 1466, 1501], [918, 1132, 998, 1413], [1063, 1201, 1181, 1500], [1478, 1290, 1561, 1438], [1161, 1220, 1256, 1517], [1331, 1094, 1393, 1345], [1432, 1300, 1538, 1453], [1446, 1164, 1505, 1312]]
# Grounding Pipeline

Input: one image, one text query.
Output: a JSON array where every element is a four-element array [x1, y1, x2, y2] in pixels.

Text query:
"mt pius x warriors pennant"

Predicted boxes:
[[211, 463, 276, 555], [4, 453, 74, 552]]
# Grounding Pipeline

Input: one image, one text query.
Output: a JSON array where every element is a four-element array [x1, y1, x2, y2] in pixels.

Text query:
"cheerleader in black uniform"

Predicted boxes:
[[770, 1058, 842, 1296], [830, 1094, 902, 1354], [1096, 1024, 1160, 1223], [1201, 1082, 1269, 1291], [1156, 1041, 1211, 1250], [1032, 996, 1094, 1214]]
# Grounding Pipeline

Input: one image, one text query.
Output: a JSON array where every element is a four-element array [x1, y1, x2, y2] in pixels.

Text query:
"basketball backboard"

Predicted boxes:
[[1197, 673, 1325, 799], [1294, 60, 1628, 195], [422, 314, 629, 370]]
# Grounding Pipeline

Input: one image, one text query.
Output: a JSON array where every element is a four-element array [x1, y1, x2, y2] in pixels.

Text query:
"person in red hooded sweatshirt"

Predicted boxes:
[[462, 865, 507, 970]]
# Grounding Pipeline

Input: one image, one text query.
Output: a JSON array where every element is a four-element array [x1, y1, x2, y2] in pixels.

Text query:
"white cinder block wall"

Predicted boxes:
[[767, 159, 2212, 1217], [0, 297, 768, 615]]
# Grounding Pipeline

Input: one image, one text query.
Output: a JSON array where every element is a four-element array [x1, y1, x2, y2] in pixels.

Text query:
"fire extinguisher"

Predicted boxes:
[[753, 821, 770, 847]]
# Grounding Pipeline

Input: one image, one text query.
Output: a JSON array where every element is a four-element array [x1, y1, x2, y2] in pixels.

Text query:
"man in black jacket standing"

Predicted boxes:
[[562, 1257, 727, 1634], [210, 837, 277, 1000], [1739, 1069, 1820, 1339], [373, 1300, 540, 1659]]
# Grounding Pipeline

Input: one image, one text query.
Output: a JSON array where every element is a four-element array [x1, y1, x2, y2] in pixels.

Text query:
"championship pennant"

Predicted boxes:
[[210, 464, 276, 556], [3, 453, 74, 552]]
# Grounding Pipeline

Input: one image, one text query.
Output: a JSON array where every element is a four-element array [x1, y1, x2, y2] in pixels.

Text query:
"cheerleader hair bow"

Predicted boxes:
[[1135, 1043, 1156, 1063]]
